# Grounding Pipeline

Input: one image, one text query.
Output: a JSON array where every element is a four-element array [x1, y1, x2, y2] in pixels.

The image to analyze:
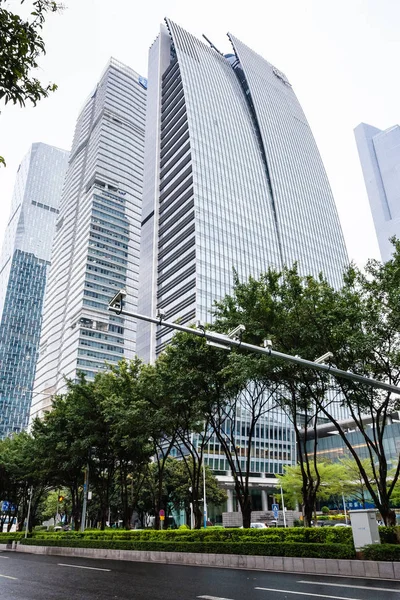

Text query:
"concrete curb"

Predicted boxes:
[[6, 544, 399, 580]]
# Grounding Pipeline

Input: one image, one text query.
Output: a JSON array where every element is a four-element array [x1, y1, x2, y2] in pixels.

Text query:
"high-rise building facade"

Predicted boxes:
[[136, 20, 348, 510], [30, 59, 146, 422], [354, 123, 400, 262], [137, 20, 348, 363], [0, 143, 69, 437]]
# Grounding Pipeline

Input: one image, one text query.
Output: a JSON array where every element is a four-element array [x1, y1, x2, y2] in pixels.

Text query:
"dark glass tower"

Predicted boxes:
[[0, 143, 69, 437]]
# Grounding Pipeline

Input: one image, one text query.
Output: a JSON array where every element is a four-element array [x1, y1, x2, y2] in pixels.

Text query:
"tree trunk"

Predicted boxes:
[[240, 495, 252, 529], [303, 501, 314, 528], [381, 504, 396, 526]]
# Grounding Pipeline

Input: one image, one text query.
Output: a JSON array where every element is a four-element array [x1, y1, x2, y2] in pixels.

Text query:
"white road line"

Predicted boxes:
[[255, 587, 362, 600], [0, 555, 9, 558], [58, 563, 111, 572], [0, 573, 17, 580], [299, 580, 400, 593], [198, 596, 235, 600]]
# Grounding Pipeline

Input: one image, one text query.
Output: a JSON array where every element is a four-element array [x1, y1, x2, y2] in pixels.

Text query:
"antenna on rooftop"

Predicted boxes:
[[202, 34, 224, 56]]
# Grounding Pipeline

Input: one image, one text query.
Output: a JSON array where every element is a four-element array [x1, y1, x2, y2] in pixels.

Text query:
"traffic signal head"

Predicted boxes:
[[58, 495, 64, 502]]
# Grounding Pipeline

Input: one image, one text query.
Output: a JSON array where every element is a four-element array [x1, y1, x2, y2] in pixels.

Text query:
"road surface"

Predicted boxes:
[[0, 550, 399, 599]]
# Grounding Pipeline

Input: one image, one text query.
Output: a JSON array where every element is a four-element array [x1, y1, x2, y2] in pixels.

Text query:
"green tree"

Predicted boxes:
[[32, 393, 87, 530], [168, 458, 227, 526], [0, 0, 63, 165], [278, 462, 344, 514], [212, 266, 343, 526], [158, 331, 278, 528], [0, 432, 51, 531], [94, 360, 153, 529], [212, 244, 400, 526], [339, 457, 375, 509]]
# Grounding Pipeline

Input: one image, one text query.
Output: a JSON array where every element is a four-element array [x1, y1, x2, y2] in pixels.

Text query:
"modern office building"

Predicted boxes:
[[0, 143, 69, 438], [355, 123, 400, 262], [29, 59, 146, 422], [137, 19, 348, 363], [136, 19, 349, 514]]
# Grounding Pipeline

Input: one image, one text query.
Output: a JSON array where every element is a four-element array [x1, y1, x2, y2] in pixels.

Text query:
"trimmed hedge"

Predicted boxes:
[[19, 538, 355, 559], [28, 526, 353, 545], [0, 532, 25, 543], [378, 526, 400, 545], [363, 544, 400, 562]]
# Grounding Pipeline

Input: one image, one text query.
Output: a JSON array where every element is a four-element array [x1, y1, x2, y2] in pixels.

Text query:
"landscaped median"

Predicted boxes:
[[1, 527, 400, 562]]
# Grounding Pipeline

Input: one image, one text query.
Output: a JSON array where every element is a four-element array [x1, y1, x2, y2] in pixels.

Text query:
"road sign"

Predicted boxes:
[[10, 504, 16, 513], [159, 509, 165, 517], [1, 501, 9, 512], [160, 516, 165, 521], [272, 503, 279, 519]]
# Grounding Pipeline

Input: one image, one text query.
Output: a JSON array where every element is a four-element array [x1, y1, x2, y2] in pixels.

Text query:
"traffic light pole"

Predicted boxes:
[[108, 305, 400, 396], [56, 489, 60, 526]]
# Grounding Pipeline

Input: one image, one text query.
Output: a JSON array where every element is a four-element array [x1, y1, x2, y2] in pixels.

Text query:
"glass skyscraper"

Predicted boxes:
[[137, 20, 348, 362], [354, 122, 400, 262], [29, 59, 146, 422], [0, 143, 69, 438], [135, 21, 349, 514]]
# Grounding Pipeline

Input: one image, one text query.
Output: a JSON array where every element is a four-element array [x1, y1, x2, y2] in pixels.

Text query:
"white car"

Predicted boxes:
[[250, 522, 267, 528]]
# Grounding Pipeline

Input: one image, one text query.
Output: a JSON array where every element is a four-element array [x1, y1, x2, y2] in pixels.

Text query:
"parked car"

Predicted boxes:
[[250, 522, 268, 528]]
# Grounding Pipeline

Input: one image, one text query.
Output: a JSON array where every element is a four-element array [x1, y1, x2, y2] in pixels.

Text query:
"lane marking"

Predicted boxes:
[[255, 587, 361, 600], [0, 555, 9, 558], [198, 596, 235, 600], [58, 563, 111, 572], [299, 580, 400, 593], [0, 573, 17, 580]]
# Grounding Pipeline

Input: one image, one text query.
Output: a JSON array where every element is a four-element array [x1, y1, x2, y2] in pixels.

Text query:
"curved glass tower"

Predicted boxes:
[[137, 19, 348, 362]]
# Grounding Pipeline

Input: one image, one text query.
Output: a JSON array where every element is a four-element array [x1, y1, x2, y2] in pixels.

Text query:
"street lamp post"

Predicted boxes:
[[25, 486, 33, 539], [108, 300, 400, 396], [203, 455, 207, 528], [80, 463, 89, 532], [280, 486, 287, 528]]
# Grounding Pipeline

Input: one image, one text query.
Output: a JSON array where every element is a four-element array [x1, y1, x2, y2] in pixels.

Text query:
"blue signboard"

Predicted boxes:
[[272, 503, 279, 519], [1, 501, 9, 512], [10, 504, 16, 513]]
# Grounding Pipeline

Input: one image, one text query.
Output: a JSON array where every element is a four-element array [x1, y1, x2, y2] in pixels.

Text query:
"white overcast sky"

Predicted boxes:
[[1, 0, 399, 266]]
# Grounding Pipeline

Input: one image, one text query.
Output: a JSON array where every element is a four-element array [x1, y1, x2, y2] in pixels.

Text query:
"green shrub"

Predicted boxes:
[[179, 524, 190, 530], [321, 506, 330, 514], [363, 544, 400, 561], [0, 532, 25, 542], [379, 526, 400, 545], [19, 537, 354, 559], [29, 526, 354, 545]]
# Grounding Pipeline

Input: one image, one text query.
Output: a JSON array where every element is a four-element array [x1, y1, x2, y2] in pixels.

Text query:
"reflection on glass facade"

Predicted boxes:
[[355, 123, 400, 262], [306, 422, 400, 467], [137, 20, 348, 363], [30, 59, 146, 422], [0, 143, 69, 437]]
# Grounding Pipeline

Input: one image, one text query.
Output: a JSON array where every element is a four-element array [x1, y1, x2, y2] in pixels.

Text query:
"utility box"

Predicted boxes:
[[348, 509, 380, 549]]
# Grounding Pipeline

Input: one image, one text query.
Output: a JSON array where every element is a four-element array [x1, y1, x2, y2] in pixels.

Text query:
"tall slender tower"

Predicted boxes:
[[0, 143, 69, 437], [355, 122, 400, 262], [137, 20, 348, 362], [30, 59, 146, 422]]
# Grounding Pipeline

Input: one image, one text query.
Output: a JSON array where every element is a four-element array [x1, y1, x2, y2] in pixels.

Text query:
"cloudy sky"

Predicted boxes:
[[1, 0, 399, 266]]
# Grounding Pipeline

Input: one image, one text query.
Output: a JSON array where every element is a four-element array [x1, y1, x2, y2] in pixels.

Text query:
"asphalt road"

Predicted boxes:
[[1, 550, 400, 600]]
